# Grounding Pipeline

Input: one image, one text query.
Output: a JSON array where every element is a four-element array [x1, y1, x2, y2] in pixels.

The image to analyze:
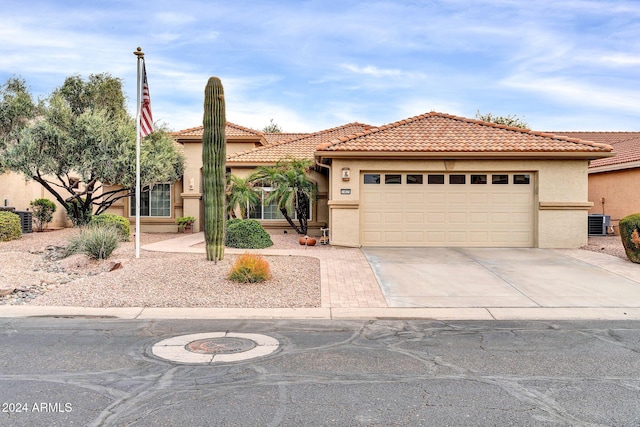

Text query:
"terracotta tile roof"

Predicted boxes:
[[172, 122, 263, 138], [263, 133, 310, 144], [550, 132, 640, 169], [316, 112, 613, 156], [227, 123, 373, 163]]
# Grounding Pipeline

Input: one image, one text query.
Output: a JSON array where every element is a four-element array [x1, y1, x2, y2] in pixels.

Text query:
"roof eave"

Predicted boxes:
[[314, 150, 615, 161], [589, 160, 640, 174]]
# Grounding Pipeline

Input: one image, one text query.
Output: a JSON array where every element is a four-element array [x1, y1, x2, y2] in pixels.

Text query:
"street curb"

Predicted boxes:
[[2, 305, 640, 320]]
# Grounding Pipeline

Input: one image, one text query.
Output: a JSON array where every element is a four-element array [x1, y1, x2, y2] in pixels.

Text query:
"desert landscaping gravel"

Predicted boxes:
[[1, 229, 321, 308], [0, 228, 631, 307]]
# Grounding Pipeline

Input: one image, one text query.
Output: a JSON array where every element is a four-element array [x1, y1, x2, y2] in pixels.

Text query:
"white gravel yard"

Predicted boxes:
[[1, 228, 321, 308]]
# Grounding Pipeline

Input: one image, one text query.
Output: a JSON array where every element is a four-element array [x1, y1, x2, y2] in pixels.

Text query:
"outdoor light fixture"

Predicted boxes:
[[342, 167, 350, 181]]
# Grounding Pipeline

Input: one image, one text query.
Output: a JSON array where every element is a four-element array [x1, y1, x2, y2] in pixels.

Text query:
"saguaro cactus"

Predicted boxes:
[[202, 77, 226, 262]]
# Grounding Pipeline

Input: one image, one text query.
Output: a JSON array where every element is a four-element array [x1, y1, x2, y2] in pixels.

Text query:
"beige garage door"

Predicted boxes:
[[360, 172, 534, 247]]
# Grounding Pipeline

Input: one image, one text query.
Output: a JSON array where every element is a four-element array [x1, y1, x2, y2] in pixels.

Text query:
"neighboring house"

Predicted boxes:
[[0, 171, 72, 229], [314, 112, 613, 248], [551, 132, 640, 233]]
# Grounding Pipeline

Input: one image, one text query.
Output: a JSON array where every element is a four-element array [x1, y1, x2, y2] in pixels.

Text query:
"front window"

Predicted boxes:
[[248, 188, 311, 220], [130, 183, 171, 217]]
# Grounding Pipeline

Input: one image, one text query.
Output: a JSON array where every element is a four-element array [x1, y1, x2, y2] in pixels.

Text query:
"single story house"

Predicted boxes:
[[167, 111, 612, 248], [550, 132, 640, 233]]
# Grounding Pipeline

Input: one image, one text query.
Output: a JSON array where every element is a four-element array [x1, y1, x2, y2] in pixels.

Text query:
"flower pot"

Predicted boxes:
[[299, 236, 317, 246]]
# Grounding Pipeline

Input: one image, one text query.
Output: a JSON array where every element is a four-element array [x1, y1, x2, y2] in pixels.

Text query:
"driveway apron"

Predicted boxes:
[[362, 247, 640, 309]]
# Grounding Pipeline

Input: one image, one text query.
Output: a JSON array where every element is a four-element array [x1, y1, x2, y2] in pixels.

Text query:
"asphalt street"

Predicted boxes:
[[1, 317, 640, 426]]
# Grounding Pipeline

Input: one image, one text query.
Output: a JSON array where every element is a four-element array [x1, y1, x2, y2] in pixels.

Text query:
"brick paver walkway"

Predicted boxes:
[[143, 234, 388, 309]]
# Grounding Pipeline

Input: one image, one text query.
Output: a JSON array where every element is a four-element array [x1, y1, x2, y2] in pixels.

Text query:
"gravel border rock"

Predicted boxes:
[[1, 229, 321, 307]]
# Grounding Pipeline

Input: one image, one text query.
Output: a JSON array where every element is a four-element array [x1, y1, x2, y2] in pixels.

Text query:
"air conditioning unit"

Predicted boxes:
[[588, 214, 610, 236]]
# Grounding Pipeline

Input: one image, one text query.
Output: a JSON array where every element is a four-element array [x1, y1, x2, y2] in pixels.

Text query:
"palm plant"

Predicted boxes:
[[253, 158, 315, 235], [226, 174, 261, 219]]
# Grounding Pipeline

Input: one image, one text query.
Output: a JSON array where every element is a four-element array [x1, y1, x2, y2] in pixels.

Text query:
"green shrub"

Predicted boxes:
[[228, 253, 271, 283], [65, 225, 121, 260], [30, 198, 57, 232], [91, 214, 131, 241], [620, 213, 640, 264], [225, 219, 273, 249], [0, 212, 22, 242]]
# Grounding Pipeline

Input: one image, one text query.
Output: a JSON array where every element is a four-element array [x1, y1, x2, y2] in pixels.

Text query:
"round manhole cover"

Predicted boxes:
[[186, 337, 256, 354], [152, 332, 280, 364]]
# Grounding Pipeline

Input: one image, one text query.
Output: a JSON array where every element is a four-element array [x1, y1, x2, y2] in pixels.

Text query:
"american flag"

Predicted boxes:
[[139, 62, 154, 138]]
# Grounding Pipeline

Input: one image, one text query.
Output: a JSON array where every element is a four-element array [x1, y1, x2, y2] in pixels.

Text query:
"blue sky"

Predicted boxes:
[[1, 0, 639, 132]]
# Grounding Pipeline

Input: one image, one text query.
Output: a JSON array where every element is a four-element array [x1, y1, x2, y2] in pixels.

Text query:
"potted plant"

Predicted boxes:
[[176, 216, 196, 233]]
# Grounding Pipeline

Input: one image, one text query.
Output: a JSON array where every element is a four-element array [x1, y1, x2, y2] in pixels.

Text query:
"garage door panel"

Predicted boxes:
[[384, 212, 403, 223], [384, 193, 403, 204], [470, 212, 488, 224], [511, 193, 532, 204], [491, 193, 510, 204], [427, 231, 446, 243], [405, 192, 425, 204], [363, 212, 382, 224], [406, 232, 425, 242], [448, 212, 466, 223], [361, 172, 534, 247], [469, 194, 488, 204], [470, 231, 489, 242], [362, 231, 382, 244], [405, 212, 425, 224], [428, 212, 446, 223], [511, 231, 533, 243], [383, 231, 403, 242], [511, 212, 532, 223], [427, 193, 446, 204], [363, 192, 382, 204], [491, 212, 511, 223], [447, 231, 466, 243], [447, 193, 467, 204]]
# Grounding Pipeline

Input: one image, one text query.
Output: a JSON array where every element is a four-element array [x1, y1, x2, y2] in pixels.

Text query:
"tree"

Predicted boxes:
[[202, 77, 226, 262], [226, 174, 260, 219], [261, 118, 282, 133], [253, 158, 315, 235], [0, 77, 40, 170], [475, 110, 529, 129], [0, 74, 184, 225]]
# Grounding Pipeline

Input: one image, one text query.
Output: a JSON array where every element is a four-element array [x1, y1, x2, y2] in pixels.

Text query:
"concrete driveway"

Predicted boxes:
[[362, 247, 640, 311]]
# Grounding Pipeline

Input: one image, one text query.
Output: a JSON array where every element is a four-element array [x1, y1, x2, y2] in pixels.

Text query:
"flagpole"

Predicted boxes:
[[134, 47, 144, 259]]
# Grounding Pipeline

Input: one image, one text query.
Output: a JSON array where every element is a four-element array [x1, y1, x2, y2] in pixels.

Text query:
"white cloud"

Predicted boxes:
[[342, 64, 402, 77], [501, 74, 640, 114]]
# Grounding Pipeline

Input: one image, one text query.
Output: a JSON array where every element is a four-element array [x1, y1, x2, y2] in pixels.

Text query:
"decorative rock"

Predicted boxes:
[[59, 253, 91, 270], [0, 284, 15, 297], [105, 260, 123, 272]]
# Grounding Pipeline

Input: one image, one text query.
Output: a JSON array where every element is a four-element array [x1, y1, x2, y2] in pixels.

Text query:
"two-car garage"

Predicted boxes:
[[316, 112, 613, 249], [360, 171, 535, 247]]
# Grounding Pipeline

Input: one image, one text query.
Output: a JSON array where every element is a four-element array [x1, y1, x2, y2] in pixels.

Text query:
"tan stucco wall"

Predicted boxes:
[[0, 171, 70, 228], [326, 158, 591, 248], [588, 168, 640, 231]]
